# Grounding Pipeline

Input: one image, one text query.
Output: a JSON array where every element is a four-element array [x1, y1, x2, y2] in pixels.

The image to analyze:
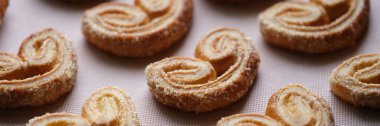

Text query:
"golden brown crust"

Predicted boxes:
[[330, 54, 380, 108], [82, 0, 193, 57], [217, 113, 282, 126], [0, 28, 78, 108], [82, 86, 140, 126], [27, 113, 90, 126], [0, 0, 8, 25], [259, 0, 369, 53], [266, 84, 334, 126], [145, 28, 260, 113]]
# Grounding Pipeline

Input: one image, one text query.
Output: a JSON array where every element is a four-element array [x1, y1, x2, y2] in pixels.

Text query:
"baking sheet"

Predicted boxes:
[[0, 0, 380, 125]]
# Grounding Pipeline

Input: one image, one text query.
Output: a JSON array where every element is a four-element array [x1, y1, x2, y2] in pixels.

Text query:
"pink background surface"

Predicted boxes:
[[0, 0, 379, 125]]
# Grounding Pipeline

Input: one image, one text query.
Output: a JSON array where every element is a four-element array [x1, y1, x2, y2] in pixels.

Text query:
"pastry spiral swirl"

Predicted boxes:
[[82, 86, 140, 126], [0, 0, 8, 25], [330, 54, 380, 108], [0, 28, 77, 108], [27, 113, 90, 126], [145, 28, 260, 113], [82, 0, 193, 57], [259, 0, 369, 53], [217, 114, 282, 126], [266, 84, 334, 126]]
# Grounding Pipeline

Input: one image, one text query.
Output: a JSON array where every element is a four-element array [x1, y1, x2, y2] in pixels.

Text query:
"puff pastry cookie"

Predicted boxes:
[[266, 84, 334, 126], [28, 86, 140, 126], [0, 0, 8, 25], [217, 114, 282, 126], [27, 113, 90, 126], [82, 0, 193, 57], [82, 86, 140, 126], [330, 54, 380, 108], [0, 28, 77, 108], [145, 28, 260, 113], [259, 0, 369, 53]]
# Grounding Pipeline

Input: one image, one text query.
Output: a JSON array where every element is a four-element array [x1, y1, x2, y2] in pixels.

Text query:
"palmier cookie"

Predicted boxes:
[[217, 114, 282, 126], [145, 28, 260, 113], [259, 0, 369, 53], [27, 113, 90, 126], [0, 0, 8, 25], [82, 0, 193, 57], [0, 28, 77, 108], [266, 84, 334, 126], [82, 86, 140, 126], [330, 54, 380, 108]]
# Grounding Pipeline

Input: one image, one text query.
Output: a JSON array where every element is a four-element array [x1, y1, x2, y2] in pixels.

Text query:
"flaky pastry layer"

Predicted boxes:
[[82, 86, 140, 126], [145, 28, 260, 113], [0, 28, 78, 108], [259, 0, 369, 53], [217, 113, 282, 126], [331, 54, 380, 108], [82, 0, 193, 57], [266, 84, 334, 126], [27, 86, 139, 126], [27, 113, 90, 126]]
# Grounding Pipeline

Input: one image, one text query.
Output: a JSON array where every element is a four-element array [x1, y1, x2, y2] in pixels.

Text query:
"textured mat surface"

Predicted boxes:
[[0, 0, 379, 125]]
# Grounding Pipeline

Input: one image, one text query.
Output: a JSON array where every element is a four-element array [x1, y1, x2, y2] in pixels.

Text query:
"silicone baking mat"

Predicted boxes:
[[0, 0, 379, 125]]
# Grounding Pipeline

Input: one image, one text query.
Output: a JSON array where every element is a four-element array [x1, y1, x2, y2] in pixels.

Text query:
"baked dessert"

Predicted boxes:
[[0, 28, 78, 108], [259, 0, 369, 53], [27, 86, 139, 126], [82, 86, 140, 126], [145, 28, 260, 113], [217, 114, 282, 126], [27, 113, 90, 126], [330, 54, 380, 108], [266, 84, 334, 126], [82, 0, 193, 57], [0, 0, 8, 25], [217, 84, 334, 126]]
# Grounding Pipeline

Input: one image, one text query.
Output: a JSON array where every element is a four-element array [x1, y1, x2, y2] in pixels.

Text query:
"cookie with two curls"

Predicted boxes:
[[82, 0, 193, 57], [146, 28, 260, 113], [0, 29, 77, 108], [259, 0, 370, 53], [27, 86, 140, 126], [218, 84, 335, 126], [331, 54, 380, 108]]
